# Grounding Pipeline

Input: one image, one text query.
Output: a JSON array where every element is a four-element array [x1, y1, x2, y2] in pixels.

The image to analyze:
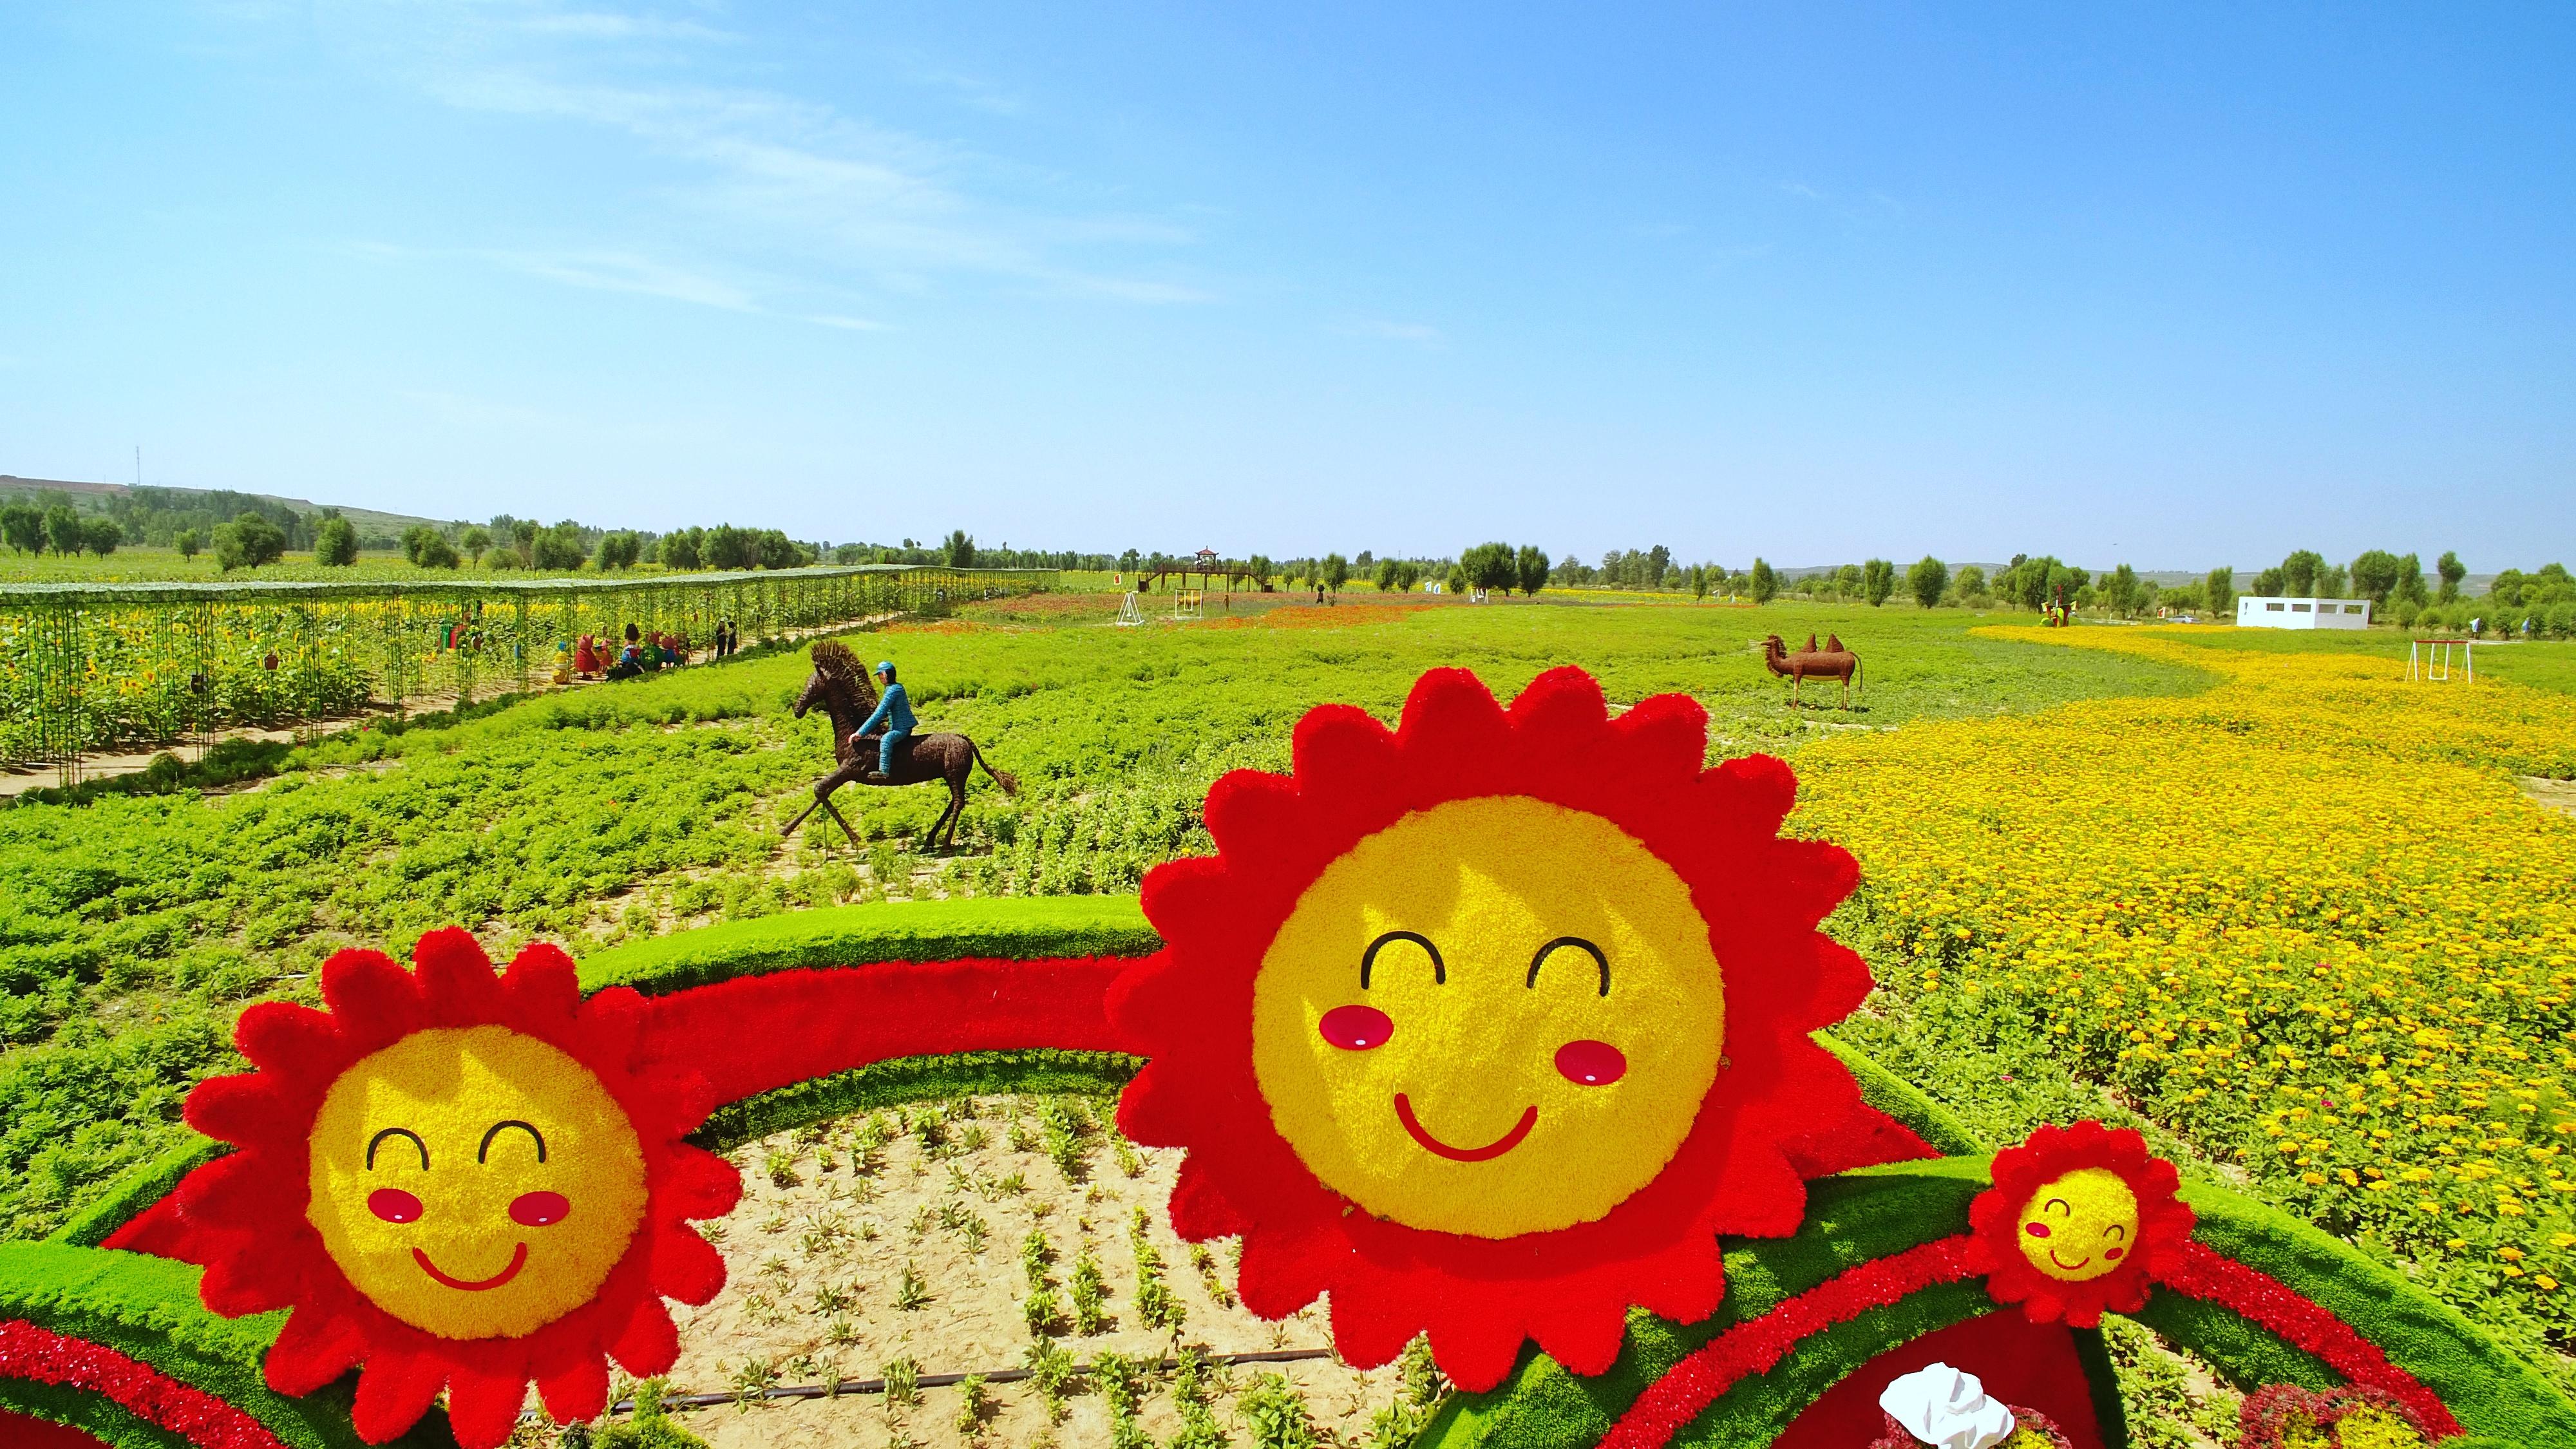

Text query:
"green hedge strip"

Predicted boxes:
[[689, 1048, 1144, 1151], [1815, 1031, 1985, 1156], [578, 895, 1161, 995], [0, 1242, 448, 1449], [48, 1138, 229, 1250]]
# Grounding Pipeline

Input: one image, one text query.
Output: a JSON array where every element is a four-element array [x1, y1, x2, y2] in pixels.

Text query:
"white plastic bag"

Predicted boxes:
[[1877, 1361, 2017, 1449]]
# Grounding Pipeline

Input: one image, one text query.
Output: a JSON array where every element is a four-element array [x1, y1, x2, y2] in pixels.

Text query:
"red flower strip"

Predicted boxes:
[[1600, 1235, 1980, 1449], [2159, 1242, 2461, 1439], [0, 1319, 287, 1449]]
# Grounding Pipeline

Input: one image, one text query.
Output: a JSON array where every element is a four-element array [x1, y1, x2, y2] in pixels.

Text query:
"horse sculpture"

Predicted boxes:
[[1761, 634, 1864, 709], [785, 640, 1018, 852]]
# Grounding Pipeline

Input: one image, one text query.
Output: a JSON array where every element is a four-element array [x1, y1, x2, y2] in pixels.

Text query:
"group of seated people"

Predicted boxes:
[[561, 623, 694, 683]]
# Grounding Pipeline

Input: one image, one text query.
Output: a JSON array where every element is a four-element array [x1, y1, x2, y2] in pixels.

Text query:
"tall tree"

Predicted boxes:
[[943, 530, 977, 568], [2436, 551, 2467, 602], [1515, 545, 1549, 598], [1906, 556, 1948, 609], [314, 516, 359, 567], [2204, 566, 2235, 617], [1322, 553, 1350, 593], [1750, 557, 1778, 604], [2348, 549, 2403, 605], [2278, 549, 2324, 597], [0, 502, 40, 555], [83, 518, 122, 558], [1862, 558, 1897, 606], [46, 504, 84, 556]]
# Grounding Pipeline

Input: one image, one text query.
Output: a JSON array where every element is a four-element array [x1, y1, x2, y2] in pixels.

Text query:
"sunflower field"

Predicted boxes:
[[1799, 628, 2576, 1375]]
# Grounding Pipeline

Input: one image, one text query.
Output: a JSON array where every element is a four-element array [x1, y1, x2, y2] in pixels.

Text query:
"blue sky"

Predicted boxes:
[[3, 3, 2570, 569]]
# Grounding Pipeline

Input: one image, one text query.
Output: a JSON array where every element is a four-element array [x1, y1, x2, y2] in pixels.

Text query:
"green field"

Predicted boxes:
[[8, 594, 2575, 1405], [0, 598, 2210, 1242]]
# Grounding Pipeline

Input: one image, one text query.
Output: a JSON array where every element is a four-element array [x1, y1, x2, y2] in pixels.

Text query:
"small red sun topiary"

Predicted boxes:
[[1108, 665, 1875, 1390], [171, 929, 740, 1448], [1968, 1121, 2195, 1328]]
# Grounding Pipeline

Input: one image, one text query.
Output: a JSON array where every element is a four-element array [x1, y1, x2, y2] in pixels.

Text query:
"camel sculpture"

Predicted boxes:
[[1761, 634, 1864, 709], [784, 640, 1018, 851]]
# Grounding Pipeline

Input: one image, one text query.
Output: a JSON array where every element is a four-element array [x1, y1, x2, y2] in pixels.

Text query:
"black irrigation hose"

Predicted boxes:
[[572, 1347, 1340, 1417]]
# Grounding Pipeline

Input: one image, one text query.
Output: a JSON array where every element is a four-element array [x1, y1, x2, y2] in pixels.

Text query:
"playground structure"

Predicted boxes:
[[1136, 548, 1264, 605], [1173, 588, 1203, 620], [1760, 632, 1864, 708], [2406, 637, 2474, 681], [1115, 591, 1144, 626]]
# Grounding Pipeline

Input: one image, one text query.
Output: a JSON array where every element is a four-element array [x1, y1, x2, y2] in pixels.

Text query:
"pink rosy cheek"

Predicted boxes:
[[1318, 1004, 1393, 1050], [368, 1188, 424, 1224], [1554, 1039, 1626, 1086], [510, 1191, 572, 1227], [2024, 1222, 2052, 1239]]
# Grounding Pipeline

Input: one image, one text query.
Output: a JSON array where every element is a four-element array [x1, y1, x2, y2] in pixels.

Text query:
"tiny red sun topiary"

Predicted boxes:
[[169, 929, 741, 1448], [1967, 1120, 2194, 1327], [1108, 665, 1875, 1390]]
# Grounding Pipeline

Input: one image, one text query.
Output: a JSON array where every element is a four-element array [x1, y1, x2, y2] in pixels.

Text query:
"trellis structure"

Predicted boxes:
[[0, 565, 1052, 783]]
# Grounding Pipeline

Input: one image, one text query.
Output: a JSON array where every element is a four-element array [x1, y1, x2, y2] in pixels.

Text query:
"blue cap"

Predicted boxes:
[[875, 660, 896, 674]]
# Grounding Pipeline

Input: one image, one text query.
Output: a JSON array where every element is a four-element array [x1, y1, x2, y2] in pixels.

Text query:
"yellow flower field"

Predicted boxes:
[[1798, 627, 2576, 1355]]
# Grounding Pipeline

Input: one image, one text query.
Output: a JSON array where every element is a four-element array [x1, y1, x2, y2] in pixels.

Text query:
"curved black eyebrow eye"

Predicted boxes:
[[2045, 1198, 2071, 1217], [478, 1120, 547, 1165], [366, 1128, 429, 1171], [2105, 1224, 2128, 1240], [1526, 936, 1610, 997], [1359, 931, 1444, 989]]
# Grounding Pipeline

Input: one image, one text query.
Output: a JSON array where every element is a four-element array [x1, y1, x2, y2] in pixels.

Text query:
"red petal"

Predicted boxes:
[[351, 1350, 447, 1444], [1326, 1281, 1419, 1370], [535, 1352, 610, 1425], [410, 927, 499, 1019], [442, 1359, 532, 1449], [182, 1074, 280, 1145], [664, 1146, 743, 1219], [607, 1298, 679, 1376], [1426, 1311, 1530, 1393], [650, 1226, 727, 1305], [320, 950, 419, 1032], [1710, 753, 1797, 830], [1506, 665, 1611, 735], [233, 1001, 340, 1072], [501, 940, 582, 1021], [263, 1306, 366, 1396]]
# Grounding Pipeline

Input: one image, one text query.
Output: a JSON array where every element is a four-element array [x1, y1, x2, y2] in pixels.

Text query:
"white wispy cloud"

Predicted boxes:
[[302, 3, 1212, 312]]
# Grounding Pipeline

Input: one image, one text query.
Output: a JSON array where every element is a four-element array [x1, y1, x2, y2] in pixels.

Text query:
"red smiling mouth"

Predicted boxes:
[[1394, 1094, 1539, 1162], [2046, 1249, 2092, 1273], [412, 1242, 529, 1291]]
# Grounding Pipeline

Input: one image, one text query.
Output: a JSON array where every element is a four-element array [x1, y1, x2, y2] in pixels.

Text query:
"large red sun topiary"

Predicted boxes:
[[172, 929, 740, 1448], [1108, 665, 1875, 1390]]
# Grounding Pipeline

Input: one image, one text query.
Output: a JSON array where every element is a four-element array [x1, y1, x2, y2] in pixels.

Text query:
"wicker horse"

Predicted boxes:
[[1761, 634, 1864, 709], [784, 641, 1018, 851]]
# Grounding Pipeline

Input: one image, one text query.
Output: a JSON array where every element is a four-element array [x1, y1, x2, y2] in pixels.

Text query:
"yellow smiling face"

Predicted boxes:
[[307, 1023, 650, 1340], [1249, 795, 1727, 1238], [2016, 1166, 2141, 1283]]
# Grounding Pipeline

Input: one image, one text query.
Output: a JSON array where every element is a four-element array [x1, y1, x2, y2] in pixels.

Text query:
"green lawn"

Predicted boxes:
[[2107, 618, 2576, 694]]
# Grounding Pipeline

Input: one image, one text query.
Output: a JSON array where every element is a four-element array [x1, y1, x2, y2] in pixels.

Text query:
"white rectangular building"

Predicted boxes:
[[2236, 596, 2372, 630]]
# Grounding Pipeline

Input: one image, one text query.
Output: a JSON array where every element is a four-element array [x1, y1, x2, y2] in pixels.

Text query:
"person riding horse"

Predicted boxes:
[[853, 659, 914, 782]]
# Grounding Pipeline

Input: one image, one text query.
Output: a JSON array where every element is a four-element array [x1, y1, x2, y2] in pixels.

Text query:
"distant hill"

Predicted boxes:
[[0, 475, 448, 539]]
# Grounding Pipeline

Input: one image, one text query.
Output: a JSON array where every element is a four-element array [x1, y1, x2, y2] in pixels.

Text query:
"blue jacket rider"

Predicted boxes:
[[855, 660, 915, 777]]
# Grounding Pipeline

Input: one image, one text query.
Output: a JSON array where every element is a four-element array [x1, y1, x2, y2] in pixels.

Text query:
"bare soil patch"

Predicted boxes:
[[650, 1095, 1428, 1447]]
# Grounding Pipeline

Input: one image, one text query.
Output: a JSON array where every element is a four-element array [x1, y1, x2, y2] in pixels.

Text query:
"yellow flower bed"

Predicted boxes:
[[1797, 627, 2576, 1342]]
